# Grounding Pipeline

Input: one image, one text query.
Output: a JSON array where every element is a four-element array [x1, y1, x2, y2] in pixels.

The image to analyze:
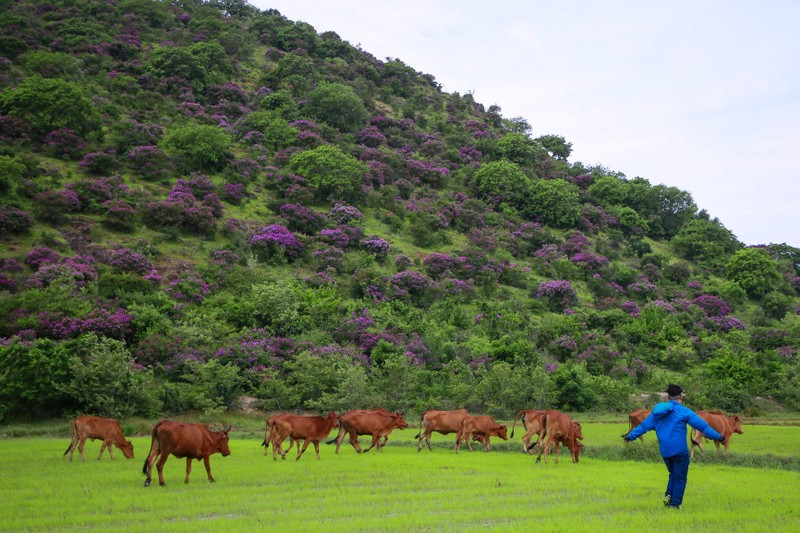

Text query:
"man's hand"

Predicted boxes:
[[622, 435, 631, 443], [717, 436, 726, 446]]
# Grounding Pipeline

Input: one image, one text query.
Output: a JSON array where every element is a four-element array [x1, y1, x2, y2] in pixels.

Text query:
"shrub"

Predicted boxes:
[[536, 280, 578, 311], [0, 206, 34, 235], [42, 128, 87, 159], [127, 145, 172, 180], [249, 224, 304, 262], [279, 203, 326, 234], [161, 122, 232, 172]]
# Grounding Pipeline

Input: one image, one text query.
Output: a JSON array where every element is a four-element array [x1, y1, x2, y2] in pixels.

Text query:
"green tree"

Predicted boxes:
[[0, 338, 73, 421], [536, 134, 573, 160], [495, 133, 539, 166], [306, 82, 369, 132], [726, 248, 783, 299], [473, 159, 532, 207], [161, 121, 232, 172], [671, 216, 741, 273], [289, 144, 368, 200], [0, 75, 98, 136], [525, 178, 581, 228], [60, 334, 160, 418]]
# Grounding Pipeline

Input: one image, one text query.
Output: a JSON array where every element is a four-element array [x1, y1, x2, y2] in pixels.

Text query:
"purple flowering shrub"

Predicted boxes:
[[328, 203, 364, 225], [361, 236, 390, 259], [220, 183, 247, 204], [27, 255, 98, 287], [0, 206, 34, 235], [108, 248, 153, 275], [33, 189, 80, 223], [43, 128, 87, 159], [560, 232, 591, 257], [356, 126, 386, 147], [313, 246, 345, 272], [536, 280, 578, 311], [67, 176, 130, 214], [102, 199, 138, 230], [389, 270, 437, 305], [423, 252, 468, 279], [249, 224, 304, 262], [25, 247, 62, 270], [570, 251, 610, 271], [166, 271, 211, 303], [78, 149, 118, 175], [621, 301, 640, 317], [691, 294, 731, 317], [143, 182, 221, 234], [36, 307, 132, 340], [316, 228, 352, 249], [127, 145, 172, 181], [279, 203, 326, 235]]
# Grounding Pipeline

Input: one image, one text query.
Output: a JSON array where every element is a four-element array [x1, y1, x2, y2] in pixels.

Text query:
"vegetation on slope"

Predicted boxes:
[[1, 0, 798, 422]]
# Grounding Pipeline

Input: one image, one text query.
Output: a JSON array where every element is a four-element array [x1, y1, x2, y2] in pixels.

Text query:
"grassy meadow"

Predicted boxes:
[[0, 423, 798, 531]]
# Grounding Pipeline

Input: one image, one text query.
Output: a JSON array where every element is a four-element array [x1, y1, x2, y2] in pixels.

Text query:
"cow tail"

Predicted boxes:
[[63, 419, 77, 456], [142, 420, 162, 476], [413, 412, 426, 440], [510, 410, 525, 439]]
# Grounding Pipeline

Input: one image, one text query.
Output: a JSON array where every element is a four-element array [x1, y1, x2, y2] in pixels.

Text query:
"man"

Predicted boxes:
[[623, 384, 725, 510]]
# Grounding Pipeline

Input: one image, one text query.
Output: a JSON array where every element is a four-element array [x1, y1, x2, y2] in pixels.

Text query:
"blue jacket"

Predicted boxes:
[[627, 400, 723, 457]]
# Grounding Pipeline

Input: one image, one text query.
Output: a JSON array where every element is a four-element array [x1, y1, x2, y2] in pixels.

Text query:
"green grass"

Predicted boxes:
[[1, 424, 798, 531]]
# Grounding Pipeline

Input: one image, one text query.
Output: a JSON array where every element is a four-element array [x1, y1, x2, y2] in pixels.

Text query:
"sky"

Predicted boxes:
[[250, 1, 800, 247]]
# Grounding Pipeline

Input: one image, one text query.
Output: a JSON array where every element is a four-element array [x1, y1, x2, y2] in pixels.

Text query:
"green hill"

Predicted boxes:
[[1, 0, 798, 422]]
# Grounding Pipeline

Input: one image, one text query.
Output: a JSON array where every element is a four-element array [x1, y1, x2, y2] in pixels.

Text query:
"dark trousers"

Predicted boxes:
[[662, 451, 691, 506]]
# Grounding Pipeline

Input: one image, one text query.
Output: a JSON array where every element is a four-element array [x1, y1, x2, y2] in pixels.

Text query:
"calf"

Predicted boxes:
[[328, 409, 409, 453], [622, 409, 651, 439], [455, 415, 507, 453], [414, 409, 470, 452], [64, 415, 134, 461], [510, 409, 546, 454], [267, 412, 339, 461], [536, 410, 583, 464], [691, 410, 743, 458], [142, 420, 231, 487]]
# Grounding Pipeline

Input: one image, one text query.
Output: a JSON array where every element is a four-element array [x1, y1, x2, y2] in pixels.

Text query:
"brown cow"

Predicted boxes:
[[622, 409, 651, 439], [266, 412, 339, 461], [510, 409, 547, 454], [327, 409, 409, 454], [64, 415, 134, 461], [535, 410, 583, 464], [261, 413, 298, 456], [455, 415, 508, 453], [415, 409, 470, 452], [690, 410, 743, 458], [142, 420, 231, 487]]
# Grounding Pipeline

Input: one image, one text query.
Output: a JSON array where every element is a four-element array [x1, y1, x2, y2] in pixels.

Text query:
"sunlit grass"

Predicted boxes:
[[1, 429, 798, 531]]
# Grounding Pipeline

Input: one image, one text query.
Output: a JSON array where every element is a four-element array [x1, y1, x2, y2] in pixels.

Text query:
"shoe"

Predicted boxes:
[[662, 495, 671, 506], [667, 505, 681, 510]]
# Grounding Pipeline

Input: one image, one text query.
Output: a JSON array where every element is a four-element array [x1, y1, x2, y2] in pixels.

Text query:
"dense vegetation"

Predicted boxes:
[[1, 0, 799, 423]]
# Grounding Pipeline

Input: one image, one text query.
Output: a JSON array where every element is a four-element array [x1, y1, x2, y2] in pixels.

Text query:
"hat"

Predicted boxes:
[[666, 384, 683, 397]]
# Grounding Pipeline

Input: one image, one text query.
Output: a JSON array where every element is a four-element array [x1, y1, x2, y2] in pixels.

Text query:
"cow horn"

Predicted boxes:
[[225, 425, 232, 432]]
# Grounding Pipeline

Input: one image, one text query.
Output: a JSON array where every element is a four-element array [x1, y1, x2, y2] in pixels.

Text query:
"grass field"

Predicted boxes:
[[0, 424, 798, 531]]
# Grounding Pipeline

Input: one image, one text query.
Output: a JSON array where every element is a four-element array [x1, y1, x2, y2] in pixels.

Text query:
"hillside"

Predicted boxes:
[[1, 0, 798, 422]]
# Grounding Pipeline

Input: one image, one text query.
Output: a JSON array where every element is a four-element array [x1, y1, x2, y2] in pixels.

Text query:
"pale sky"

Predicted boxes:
[[251, 1, 799, 247]]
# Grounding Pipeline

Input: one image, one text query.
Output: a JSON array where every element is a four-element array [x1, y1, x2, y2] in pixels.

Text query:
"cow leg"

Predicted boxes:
[[313, 441, 321, 460], [553, 441, 560, 464], [350, 433, 363, 454], [184, 457, 193, 484], [203, 456, 214, 482], [78, 437, 87, 462], [364, 434, 379, 453], [335, 430, 346, 454], [156, 455, 168, 486], [483, 437, 490, 453], [296, 439, 311, 461], [465, 432, 475, 452]]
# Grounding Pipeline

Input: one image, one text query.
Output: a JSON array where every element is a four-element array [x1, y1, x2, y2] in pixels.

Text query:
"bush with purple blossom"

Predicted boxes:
[[249, 224, 304, 262]]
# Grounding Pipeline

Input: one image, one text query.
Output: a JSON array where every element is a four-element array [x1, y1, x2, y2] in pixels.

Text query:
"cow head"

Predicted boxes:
[[392, 413, 410, 429], [495, 424, 508, 441], [120, 439, 135, 459], [217, 426, 232, 457], [730, 415, 744, 434], [570, 422, 583, 463], [327, 412, 339, 427]]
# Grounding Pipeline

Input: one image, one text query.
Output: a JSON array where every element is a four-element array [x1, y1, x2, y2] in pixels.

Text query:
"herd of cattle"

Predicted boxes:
[[61, 408, 744, 487]]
